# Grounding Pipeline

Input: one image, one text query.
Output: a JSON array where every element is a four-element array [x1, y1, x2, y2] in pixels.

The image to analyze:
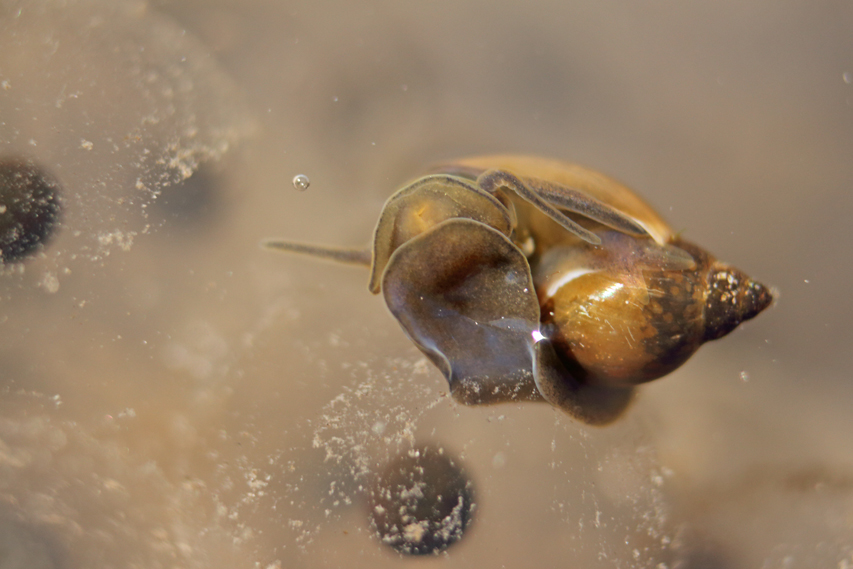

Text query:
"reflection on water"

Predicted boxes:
[[1, 0, 852, 568]]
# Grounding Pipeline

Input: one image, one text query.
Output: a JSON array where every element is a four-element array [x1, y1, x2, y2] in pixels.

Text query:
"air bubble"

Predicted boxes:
[[292, 174, 310, 192]]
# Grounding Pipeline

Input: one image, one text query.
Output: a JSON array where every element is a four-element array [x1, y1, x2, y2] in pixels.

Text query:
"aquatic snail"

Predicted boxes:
[[265, 155, 773, 425]]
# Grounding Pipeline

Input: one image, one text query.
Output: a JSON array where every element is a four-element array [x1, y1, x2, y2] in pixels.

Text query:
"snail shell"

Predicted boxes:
[[265, 155, 773, 424], [535, 231, 771, 387]]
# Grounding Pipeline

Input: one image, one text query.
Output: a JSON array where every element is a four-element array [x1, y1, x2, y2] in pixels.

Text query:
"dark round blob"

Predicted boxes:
[[368, 444, 475, 556], [0, 158, 62, 263]]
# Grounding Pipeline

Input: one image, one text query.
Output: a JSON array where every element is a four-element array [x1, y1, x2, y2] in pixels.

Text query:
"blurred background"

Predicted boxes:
[[1, 0, 851, 567]]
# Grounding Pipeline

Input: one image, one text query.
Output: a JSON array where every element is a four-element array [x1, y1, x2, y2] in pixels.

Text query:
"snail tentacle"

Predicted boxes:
[[263, 239, 372, 267], [476, 169, 602, 245], [525, 178, 651, 237]]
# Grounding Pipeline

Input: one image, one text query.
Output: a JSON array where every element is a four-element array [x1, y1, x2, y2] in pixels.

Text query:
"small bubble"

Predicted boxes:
[[844, 72, 852, 84], [292, 174, 310, 192]]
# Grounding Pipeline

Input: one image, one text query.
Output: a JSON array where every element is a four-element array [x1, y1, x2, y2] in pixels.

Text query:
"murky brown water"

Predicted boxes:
[[1, 1, 851, 567]]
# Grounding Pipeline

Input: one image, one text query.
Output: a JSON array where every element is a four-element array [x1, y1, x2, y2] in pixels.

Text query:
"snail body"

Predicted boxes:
[[266, 155, 773, 424]]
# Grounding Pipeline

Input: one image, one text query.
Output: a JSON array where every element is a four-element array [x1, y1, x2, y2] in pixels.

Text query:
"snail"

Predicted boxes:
[[265, 155, 773, 425]]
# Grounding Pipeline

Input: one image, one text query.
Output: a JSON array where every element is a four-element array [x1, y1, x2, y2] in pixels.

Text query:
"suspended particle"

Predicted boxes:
[[292, 174, 310, 192], [0, 158, 63, 263], [368, 444, 475, 555]]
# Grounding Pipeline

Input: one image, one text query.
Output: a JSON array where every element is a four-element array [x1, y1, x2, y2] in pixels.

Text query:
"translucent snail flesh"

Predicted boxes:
[[265, 155, 773, 425]]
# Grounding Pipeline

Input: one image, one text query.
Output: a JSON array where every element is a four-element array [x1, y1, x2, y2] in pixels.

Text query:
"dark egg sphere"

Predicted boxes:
[[0, 158, 62, 263], [368, 444, 475, 556]]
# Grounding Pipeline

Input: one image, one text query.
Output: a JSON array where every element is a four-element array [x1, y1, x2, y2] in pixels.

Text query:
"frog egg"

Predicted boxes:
[[367, 444, 476, 555], [0, 158, 62, 263]]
